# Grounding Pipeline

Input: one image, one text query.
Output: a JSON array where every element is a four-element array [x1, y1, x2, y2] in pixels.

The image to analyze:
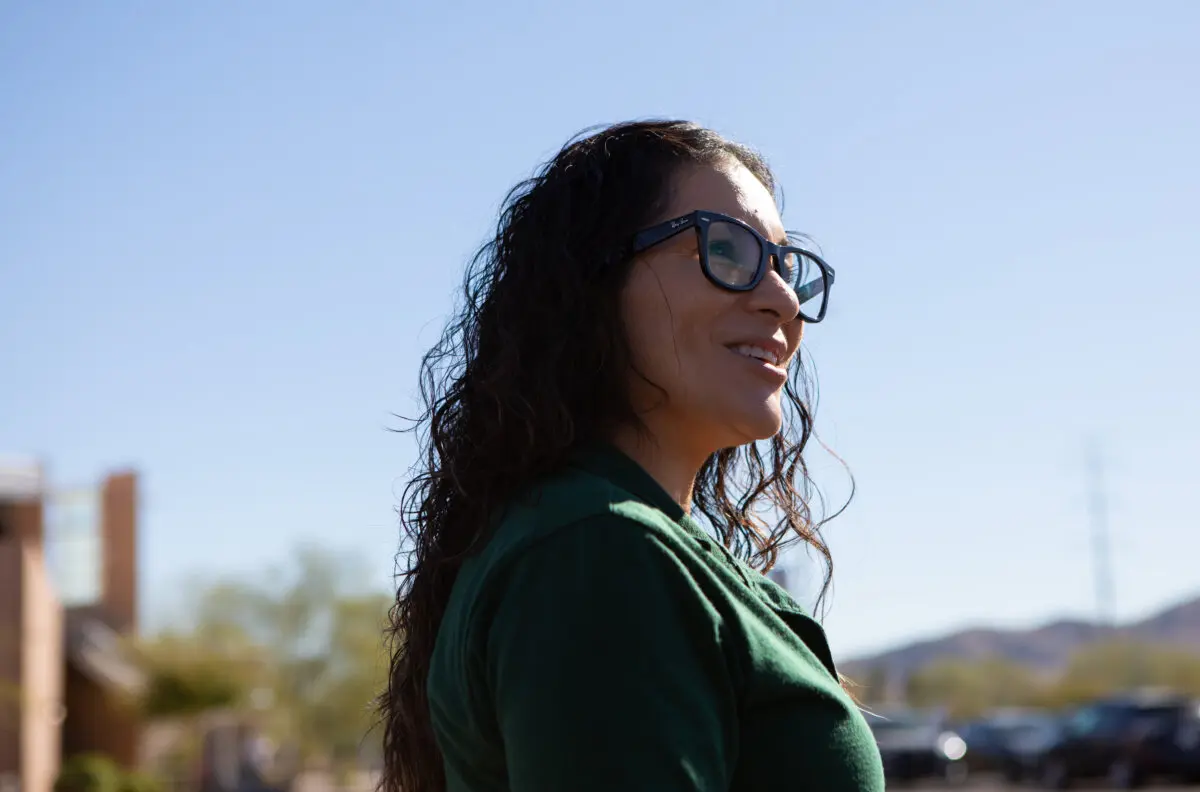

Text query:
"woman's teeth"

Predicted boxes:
[[731, 345, 780, 366]]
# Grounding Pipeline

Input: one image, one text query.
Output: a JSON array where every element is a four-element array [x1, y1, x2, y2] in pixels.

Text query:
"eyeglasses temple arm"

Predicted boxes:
[[631, 217, 696, 253], [794, 274, 830, 304]]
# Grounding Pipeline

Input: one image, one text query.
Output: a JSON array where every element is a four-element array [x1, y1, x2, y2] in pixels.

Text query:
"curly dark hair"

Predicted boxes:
[[380, 119, 841, 792]]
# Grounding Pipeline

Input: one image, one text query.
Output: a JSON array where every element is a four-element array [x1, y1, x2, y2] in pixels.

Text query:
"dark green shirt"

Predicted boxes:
[[428, 446, 885, 791]]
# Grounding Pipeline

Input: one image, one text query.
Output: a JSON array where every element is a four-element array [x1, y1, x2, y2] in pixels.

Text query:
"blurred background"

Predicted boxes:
[[2, 2, 1198, 791]]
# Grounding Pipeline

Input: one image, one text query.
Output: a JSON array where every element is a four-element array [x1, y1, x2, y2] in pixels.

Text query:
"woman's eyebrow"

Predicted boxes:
[[726, 211, 785, 246], [762, 223, 789, 247]]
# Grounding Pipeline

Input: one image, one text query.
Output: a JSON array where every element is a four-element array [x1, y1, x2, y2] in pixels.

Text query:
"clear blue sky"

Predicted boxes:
[[3, 2, 1197, 658]]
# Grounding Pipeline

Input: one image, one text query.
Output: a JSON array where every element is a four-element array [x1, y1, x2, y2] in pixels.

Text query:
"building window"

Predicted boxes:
[[47, 488, 102, 607]]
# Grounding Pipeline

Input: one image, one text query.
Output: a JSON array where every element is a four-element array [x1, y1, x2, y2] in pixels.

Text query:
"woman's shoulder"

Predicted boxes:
[[480, 463, 694, 573], [434, 465, 719, 673]]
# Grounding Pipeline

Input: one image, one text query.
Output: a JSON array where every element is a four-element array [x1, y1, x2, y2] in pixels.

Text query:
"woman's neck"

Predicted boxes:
[[610, 424, 709, 513]]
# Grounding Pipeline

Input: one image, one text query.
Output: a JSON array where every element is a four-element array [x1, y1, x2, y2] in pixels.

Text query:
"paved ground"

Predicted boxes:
[[901, 774, 1199, 791], [907, 785, 1194, 791], [907, 782, 1180, 787]]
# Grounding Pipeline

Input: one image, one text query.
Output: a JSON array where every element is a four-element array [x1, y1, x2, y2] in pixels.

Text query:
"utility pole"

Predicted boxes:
[[1087, 440, 1116, 633]]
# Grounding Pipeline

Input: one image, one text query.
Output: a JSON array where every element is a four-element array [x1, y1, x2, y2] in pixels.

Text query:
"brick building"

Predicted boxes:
[[0, 459, 143, 792]]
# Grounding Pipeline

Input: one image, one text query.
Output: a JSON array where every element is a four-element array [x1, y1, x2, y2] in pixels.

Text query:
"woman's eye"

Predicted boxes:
[[708, 241, 736, 260]]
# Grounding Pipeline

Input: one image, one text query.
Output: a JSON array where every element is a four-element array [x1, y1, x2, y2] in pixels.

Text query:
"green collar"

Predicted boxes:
[[568, 444, 687, 522]]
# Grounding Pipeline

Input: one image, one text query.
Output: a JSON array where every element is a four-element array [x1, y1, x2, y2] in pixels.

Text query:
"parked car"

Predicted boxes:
[[1002, 711, 1071, 784], [1024, 693, 1200, 788], [955, 710, 1060, 781], [866, 709, 969, 785]]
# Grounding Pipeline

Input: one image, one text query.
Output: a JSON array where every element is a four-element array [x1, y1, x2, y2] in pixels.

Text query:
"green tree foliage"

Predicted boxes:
[[856, 664, 889, 705], [901, 641, 1200, 716], [115, 771, 164, 792], [0, 626, 21, 737], [0, 679, 20, 714], [54, 754, 122, 792], [55, 754, 164, 792], [135, 544, 392, 774], [137, 647, 251, 718], [306, 593, 393, 764], [132, 626, 268, 718], [1042, 639, 1200, 709], [905, 656, 1046, 718]]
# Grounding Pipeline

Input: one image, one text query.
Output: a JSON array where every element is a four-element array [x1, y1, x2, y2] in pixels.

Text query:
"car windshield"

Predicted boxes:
[[869, 713, 942, 742], [998, 717, 1056, 737]]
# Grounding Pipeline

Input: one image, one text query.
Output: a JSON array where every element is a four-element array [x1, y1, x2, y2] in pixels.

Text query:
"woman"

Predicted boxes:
[[381, 120, 885, 791]]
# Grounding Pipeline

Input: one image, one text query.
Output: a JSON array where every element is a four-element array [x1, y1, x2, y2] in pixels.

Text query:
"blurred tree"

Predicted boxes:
[[857, 664, 889, 705], [116, 544, 391, 785], [115, 771, 164, 792], [1, 625, 21, 739], [126, 625, 263, 791], [901, 640, 1200, 716], [315, 593, 392, 766], [54, 754, 122, 792], [152, 545, 392, 774], [0, 679, 19, 709], [122, 546, 391, 788], [1041, 639, 1200, 708], [905, 656, 1045, 718], [133, 632, 261, 718]]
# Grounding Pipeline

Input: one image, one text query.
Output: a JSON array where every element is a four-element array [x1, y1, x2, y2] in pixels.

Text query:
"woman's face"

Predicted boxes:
[[620, 161, 804, 455]]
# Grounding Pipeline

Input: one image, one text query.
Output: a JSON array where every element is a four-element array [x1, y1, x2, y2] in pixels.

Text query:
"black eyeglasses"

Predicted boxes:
[[631, 210, 836, 323]]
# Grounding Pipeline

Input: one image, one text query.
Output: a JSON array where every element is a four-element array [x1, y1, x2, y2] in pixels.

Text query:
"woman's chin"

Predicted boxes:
[[721, 404, 785, 446]]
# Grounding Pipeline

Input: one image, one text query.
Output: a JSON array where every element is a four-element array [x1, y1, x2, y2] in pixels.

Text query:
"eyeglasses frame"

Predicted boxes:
[[630, 210, 836, 323]]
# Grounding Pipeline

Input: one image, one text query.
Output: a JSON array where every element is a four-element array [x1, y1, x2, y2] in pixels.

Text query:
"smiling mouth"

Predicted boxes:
[[729, 344, 782, 367]]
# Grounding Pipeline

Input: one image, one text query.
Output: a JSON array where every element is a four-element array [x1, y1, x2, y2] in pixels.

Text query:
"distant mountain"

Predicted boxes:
[[840, 594, 1200, 683]]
